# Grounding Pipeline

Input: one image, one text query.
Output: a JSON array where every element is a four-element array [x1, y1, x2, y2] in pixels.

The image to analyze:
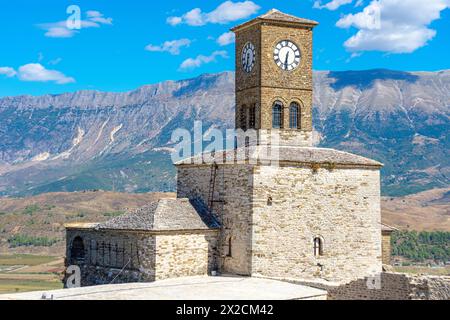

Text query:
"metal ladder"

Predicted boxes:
[[208, 162, 219, 210]]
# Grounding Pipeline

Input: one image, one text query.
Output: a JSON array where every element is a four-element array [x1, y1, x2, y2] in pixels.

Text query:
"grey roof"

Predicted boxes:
[[176, 146, 383, 168], [232, 9, 319, 31], [98, 198, 220, 231]]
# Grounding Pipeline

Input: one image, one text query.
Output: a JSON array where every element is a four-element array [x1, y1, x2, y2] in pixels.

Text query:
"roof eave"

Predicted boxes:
[[231, 18, 319, 33]]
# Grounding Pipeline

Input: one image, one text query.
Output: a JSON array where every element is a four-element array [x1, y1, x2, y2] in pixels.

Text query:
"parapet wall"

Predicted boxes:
[[328, 272, 450, 300]]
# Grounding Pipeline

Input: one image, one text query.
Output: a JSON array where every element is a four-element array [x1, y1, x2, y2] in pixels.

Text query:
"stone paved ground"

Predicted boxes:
[[0, 276, 327, 300]]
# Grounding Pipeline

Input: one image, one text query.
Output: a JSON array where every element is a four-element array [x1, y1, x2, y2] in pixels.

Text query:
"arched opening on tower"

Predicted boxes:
[[289, 102, 300, 129], [272, 101, 283, 129]]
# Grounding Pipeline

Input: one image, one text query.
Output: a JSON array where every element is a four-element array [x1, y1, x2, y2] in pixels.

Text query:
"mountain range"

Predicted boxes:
[[0, 69, 448, 197]]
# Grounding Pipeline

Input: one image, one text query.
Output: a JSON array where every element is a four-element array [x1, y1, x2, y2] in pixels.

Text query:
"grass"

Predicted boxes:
[[0, 279, 63, 294], [393, 266, 450, 276], [0, 254, 57, 266], [0, 254, 63, 294]]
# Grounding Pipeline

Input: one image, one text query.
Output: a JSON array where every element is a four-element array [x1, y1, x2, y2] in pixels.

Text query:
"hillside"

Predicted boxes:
[[0, 69, 448, 197], [382, 188, 450, 231], [0, 191, 175, 255], [0, 190, 447, 256]]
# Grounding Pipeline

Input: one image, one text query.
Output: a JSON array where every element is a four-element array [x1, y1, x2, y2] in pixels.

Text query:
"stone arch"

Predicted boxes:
[[272, 100, 284, 129], [71, 236, 85, 263], [312, 235, 325, 257], [289, 98, 304, 129]]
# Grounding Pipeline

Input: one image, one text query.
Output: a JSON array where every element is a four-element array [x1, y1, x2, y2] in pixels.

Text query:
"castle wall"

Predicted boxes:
[[65, 229, 153, 286], [327, 273, 450, 300], [155, 233, 218, 281], [177, 164, 254, 276], [251, 165, 382, 283], [65, 228, 218, 286]]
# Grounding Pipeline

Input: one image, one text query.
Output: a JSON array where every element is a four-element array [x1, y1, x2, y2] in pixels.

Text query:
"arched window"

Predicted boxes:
[[71, 236, 85, 262], [313, 237, 324, 257], [249, 104, 256, 129], [272, 101, 283, 129], [240, 105, 247, 130], [289, 103, 300, 129]]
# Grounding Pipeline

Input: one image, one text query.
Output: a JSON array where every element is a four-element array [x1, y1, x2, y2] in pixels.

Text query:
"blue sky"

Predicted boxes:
[[0, 0, 449, 97]]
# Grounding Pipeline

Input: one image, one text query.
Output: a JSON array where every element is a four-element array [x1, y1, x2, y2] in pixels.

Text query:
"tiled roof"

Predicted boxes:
[[98, 198, 220, 231], [176, 146, 383, 167], [232, 9, 319, 31]]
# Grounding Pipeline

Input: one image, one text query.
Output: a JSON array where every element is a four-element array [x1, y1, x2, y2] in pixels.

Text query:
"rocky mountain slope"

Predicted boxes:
[[0, 69, 448, 196]]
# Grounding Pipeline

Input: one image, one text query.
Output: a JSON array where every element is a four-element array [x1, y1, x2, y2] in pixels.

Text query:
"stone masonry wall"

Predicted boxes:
[[178, 162, 382, 284], [234, 22, 313, 144], [65, 229, 153, 286], [155, 232, 218, 280], [65, 228, 218, 286], [177, 164, 254, 276], [251, 165, 382, 283], [328, 272, 450, 300], [382, 232, 392, 265]]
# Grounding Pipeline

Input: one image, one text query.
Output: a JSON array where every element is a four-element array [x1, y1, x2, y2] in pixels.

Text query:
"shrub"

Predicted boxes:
[[8, 235, 58, 248], [103, 211, 124, 217], [22, 205, 41, 215], [392, 231, 450, 263]]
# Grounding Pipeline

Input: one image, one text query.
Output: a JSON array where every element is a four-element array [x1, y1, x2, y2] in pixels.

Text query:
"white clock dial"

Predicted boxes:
[[273, 40, 301, 71], [242, 42, 256, 73]]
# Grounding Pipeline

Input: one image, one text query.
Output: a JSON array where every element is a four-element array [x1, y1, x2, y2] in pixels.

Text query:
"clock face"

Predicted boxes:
[[273, 40, 301, 71], [242, 42, 256, 73]]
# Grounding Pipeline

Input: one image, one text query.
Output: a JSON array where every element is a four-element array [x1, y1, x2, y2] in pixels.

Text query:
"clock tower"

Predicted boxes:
[[231, 9, 318, 147]]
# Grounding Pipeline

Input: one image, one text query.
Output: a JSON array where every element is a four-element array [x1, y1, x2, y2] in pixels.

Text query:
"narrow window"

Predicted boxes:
[[289, 103, 300, 129], [272, 101, 283, 129], [249, 104, 256, 129], [227, 237, 232, 257], [313, 237, 324, 257]]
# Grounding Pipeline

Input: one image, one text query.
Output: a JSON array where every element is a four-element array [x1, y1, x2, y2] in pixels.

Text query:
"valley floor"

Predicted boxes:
[[0, 254, 63, 294]]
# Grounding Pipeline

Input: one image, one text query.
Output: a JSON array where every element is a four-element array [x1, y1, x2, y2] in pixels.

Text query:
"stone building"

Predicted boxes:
[[381, 223, 398, 265], [65, 9, 385, 286], [65, 199, 219, 286]]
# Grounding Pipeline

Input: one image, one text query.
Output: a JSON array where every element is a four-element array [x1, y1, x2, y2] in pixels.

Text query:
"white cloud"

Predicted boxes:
[[17, 63, 75, 84], [48, 58, 63, 66], [145, 39, 191, 55], [217, 32, 235, 46], [86, 10, 113, 25], [0, 64, 75, 84], [179, 51, 228, 70], [167, 16, 183, 26], [336, 0, 450, 53], [0, 67, 17, 78], [168, 1, 260, 26], [38, 10, 112, 38], [313, 0, 354, 10]]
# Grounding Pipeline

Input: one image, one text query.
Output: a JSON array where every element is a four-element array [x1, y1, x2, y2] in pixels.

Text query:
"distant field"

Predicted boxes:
[[0, 254, 56, 266], [393, 266, 450, 276], [0, 254, 64, 294]]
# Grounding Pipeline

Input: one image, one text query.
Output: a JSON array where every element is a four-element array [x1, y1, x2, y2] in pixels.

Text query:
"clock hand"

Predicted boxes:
[[284, 51, 289, 69]]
